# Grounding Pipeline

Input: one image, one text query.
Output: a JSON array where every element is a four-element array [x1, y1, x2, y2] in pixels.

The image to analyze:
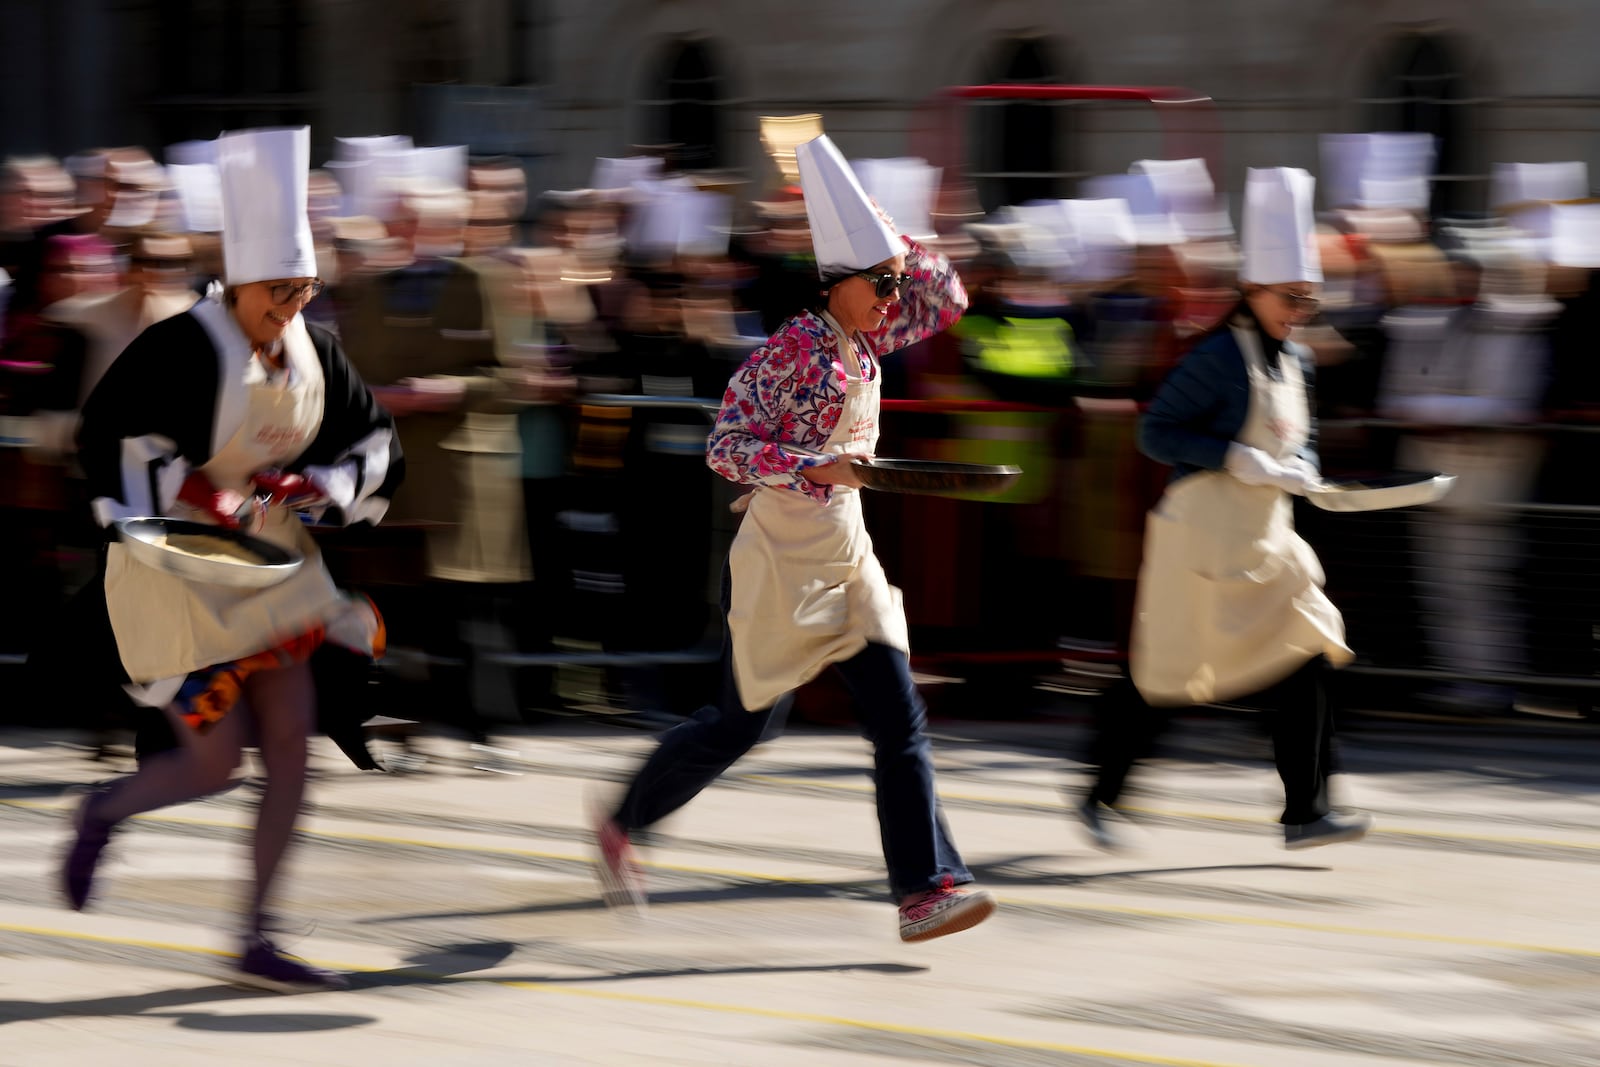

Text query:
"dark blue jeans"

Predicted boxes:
[[613, 574, 971, 900]]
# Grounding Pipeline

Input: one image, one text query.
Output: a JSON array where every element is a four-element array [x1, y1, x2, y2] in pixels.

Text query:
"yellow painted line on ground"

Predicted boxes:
[[0, 920, 1256, 1067], [737, 774, 1600, 851], [7, 797, 1598, 960], [0, 921, 237, 960]]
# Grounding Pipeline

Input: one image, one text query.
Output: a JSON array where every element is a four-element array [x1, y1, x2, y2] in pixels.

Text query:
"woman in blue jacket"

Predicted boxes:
[[1079, 168, 1371, 852]]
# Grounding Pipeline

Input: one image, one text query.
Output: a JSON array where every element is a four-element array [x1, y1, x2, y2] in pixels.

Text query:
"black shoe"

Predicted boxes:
[[1284, 813, 1373, 850], [1077, 799, 1123, 851]]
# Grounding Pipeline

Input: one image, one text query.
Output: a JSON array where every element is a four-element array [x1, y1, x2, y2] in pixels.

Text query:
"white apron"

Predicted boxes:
[[104, 308, 345, 687], [1130, 326, 1351, 707], [726, 315, 908, 710]]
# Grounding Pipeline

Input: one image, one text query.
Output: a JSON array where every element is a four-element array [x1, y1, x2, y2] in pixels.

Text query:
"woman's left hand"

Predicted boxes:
[[800, 451, 872, 489]]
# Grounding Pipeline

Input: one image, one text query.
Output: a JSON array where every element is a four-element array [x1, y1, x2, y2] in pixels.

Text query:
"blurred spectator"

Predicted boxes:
[[1380, 238, 1554, 712], [337, 163, 524, 739], [36, 232, 197, 456]]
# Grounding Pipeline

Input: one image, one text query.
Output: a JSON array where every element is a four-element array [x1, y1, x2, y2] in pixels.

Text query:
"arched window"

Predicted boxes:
[[973, 37, 1066, 211], [641, 39, 725, 172], [1362, 34, 1472, 215], [153, 0, 310, 146], [507, 0, 543, 86]]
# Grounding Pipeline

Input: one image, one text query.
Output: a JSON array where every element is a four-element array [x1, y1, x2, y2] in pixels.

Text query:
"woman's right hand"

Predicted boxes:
[[800, 451, 872, 489]]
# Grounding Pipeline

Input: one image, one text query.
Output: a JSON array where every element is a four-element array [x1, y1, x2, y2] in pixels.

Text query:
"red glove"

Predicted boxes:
[[176, 471, 263, 530], [252, 469, 328, 509]]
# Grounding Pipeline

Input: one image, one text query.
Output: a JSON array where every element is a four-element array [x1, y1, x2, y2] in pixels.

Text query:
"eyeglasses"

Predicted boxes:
[[1276, 289, 1320, 312], [267, 280, 325, 305], [855, 270, 912, 299]]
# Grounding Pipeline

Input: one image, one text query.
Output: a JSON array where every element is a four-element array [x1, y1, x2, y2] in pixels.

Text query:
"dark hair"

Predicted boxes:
[[1188, 295, 1251, 350]]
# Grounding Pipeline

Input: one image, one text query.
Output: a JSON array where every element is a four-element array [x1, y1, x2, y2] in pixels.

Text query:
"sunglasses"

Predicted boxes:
[[268, 280, 325, 305], [855, 270, 912, 299]]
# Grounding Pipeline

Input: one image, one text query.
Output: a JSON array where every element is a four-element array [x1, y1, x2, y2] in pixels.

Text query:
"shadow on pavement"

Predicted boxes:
[[360, 877, 887, 925], [965, 858, 1332, 888]]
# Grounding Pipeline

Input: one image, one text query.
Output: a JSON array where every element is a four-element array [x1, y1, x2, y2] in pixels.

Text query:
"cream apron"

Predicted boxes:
[[1130, 326, 1351, 707], [104, 306, 345, 687], [726, 315, 909, 711]]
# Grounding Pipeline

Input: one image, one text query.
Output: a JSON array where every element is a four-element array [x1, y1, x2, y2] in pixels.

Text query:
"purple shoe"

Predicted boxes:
[[232, 935, 350, 994], [60, 788, 116, 912]]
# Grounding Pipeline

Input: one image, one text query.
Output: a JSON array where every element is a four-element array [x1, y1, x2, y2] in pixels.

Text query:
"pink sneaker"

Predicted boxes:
[[594, 817, 647, 913], [898, 876, 995, 942]]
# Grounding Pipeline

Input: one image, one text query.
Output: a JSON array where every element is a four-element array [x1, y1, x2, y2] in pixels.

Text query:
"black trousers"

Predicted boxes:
[[1087, 656, 1335, 825]]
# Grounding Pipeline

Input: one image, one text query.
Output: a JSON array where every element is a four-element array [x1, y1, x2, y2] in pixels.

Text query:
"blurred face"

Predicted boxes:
[[231, 277, 322, 347], [825, 253, 908, 335], [128, 256, 192, 297], [1246, 283, 1320, 341], [39, 247, 116, 307]]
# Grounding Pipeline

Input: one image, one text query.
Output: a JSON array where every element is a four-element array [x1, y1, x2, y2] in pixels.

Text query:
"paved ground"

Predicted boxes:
[[1, 709, 1598, 1066]]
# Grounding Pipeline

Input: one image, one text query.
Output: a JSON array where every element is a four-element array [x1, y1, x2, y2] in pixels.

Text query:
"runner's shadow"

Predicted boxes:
[[966, 857, 1332, 887], [349, 960, 926, 991], [0, 982, 367, 1029], [0, 940, 518, 1028], [363, 878, 886, 925]]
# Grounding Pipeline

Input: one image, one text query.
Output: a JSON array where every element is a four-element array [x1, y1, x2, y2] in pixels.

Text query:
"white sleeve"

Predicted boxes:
[[89, 434, 190, 527], [300, 426, 393, 525]]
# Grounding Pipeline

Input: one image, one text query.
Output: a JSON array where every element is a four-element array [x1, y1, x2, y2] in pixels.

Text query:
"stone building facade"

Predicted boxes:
[[4, 0, 1598, 214]]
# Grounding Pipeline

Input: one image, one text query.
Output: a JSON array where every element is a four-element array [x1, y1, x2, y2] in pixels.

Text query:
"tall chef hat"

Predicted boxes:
[[217, 126, 316, 285], [168, 163, 223, 233], [166, 140, 219, 167], [1240, 167, 1321, 285], [795, 135, 901, 279], [1547, 202, 1600, 268], [1081, 173, 1185, 246], [1320, 132, 1435, 211], [1490, 161, 1589, 210], [591, 156, 664, 193], [1130, 158, 1233, 239], [1059, 197, 1138, 284], [853, 157, 941, 242]]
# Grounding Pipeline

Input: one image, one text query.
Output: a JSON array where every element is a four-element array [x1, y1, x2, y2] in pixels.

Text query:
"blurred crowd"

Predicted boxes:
[[3, 126, 1598, 729]]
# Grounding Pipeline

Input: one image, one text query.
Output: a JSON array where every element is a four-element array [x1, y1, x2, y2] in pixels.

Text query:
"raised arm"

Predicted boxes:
[[866, 236, 968, 354]]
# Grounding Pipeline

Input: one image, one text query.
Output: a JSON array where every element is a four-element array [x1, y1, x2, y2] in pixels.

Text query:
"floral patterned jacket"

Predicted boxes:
[[706, 236, 968, 506]]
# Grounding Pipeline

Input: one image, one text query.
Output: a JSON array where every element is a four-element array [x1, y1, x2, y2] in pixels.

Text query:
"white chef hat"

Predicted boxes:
[[1059, 198, 1137, 283], [105, 187, 159, 229], [1491, 161, 1589, 209], [217, 126, 317, 285], [592, 156, 664, 193], [992, 200, 1079, 280], [1240, 167, 1321, 285], [627, 179, 732, 258], [407, 145, 469, 193], [853, 157, 941, 242], [334, 134, 414, 163], [677, 188, 733, 257], [1081, 173, 1185, 246], [1320, 132, 1435, 211], [166, 140, 219, 167], [1547, 202, 1600, 268], [626, 176, 692, 256], [795, 135, 901, 279], [326, 135, 414, 220], [1130, 158, 1232, 239], [168, 162, 223, 232], [1357, 133, 1434, 210]]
